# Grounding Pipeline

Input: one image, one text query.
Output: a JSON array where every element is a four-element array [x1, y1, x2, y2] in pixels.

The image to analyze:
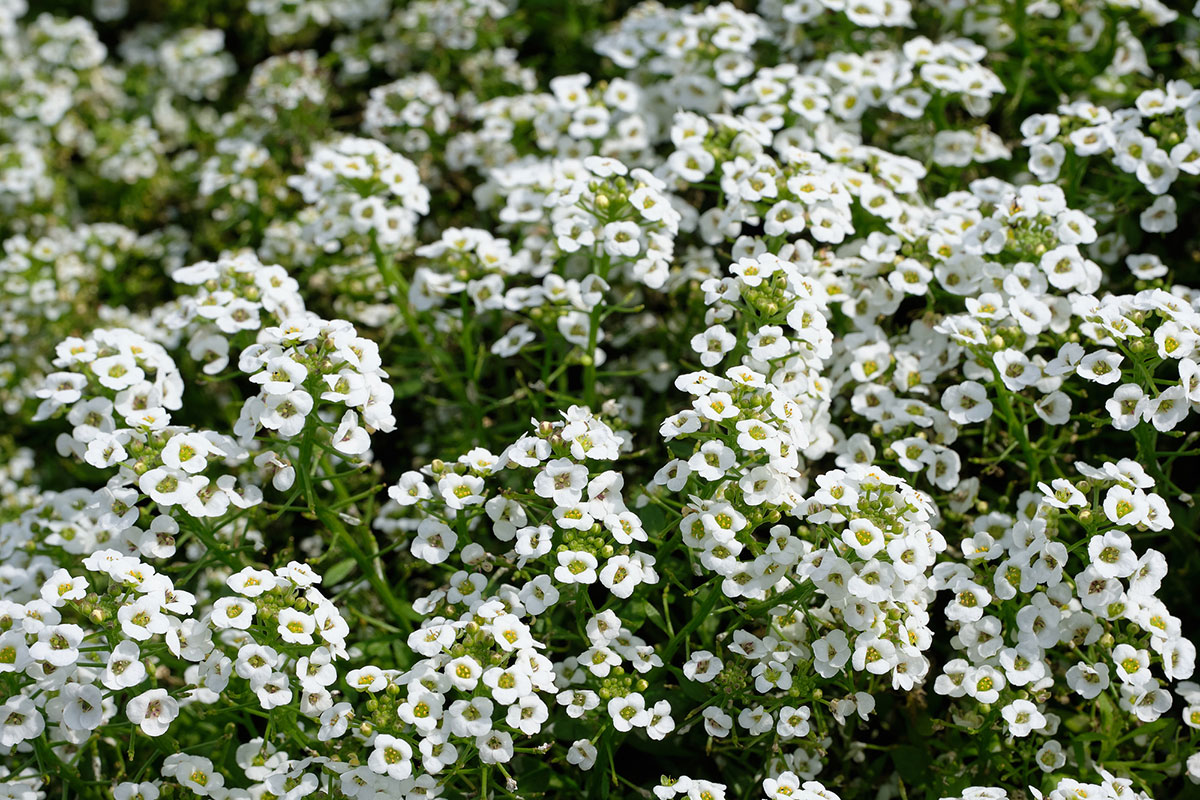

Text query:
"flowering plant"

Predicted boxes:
[[2, 1, 1200, 799]]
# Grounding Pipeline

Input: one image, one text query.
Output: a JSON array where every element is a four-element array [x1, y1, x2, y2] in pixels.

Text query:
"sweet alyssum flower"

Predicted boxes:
[[3, 4, 1199, 799]]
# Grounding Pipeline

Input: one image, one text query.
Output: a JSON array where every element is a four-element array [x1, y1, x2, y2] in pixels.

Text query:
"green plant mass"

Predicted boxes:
[[1, 1, 1200, 799]]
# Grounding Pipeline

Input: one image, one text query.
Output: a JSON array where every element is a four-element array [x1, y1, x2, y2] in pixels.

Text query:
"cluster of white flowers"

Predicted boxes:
[[368, 0, 517, 76], [169, 252, 306, 371], [3, 0, 1200, 798], [349, 408, 671, 786], [245, 50, 330, 123], [288, 136, 431, 252], [0, 223, 183, 408], [0, 541, 350, 752], [157, 28, 236, 102], [1, 12, 108, 135], [364, 74, 458, 156], [594, 2, 772, 115], [760, 0, 914, 49], [0, 141, 52, 212], [248, 0, 390, 40], [1022, 81, 1199, 235], [933, 458, 1191, 738]]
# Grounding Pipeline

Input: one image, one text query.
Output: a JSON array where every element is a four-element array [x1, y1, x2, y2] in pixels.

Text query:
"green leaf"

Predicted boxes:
[[642, 598, 670, 635], [890, 746, 931, 786], [323, 557, 358, 587]]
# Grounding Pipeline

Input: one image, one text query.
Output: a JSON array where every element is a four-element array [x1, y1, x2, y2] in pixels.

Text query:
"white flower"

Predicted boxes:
[[994, 349, 1038, 390], [280, 560, 321, 587], [1077, 350, 1123, 385], [1113, 643, 1152, 687], [735, 419, 778, 452], [490, 614, 534, 653], [600, 554, 644, 598], [388, 471, 430, 506], [492, 324, 536, 357], [1088, 530, 1137, 579], [477, 730, 515, 764], [689, 440, 735, 480], [139, 467, 204, 506], [608, 693, 650, 732], [446, 696, 494, 738], [1106, 384, 1148, 430], [946, 580, 990, 624], [602, 221, 641, 257], [103, 640, 147, 691], [1145, 385, 1189, 432], [41, 569, 87, 607], [226, 567, 277, 597], [566, 739, 597, 770], [505, 694, 549, 735], [1065, 660, 1110, 702], [346, 666, 388, 693], [1036, 741, 1067, 772], [965, 665, 1005, 704], [368, 734, 413, 780], [1038, 478, 1086, 509], [842, 519, 885, 560], [398, 690, 444, 734], [212, 597, 256, 630], [277, 608, 316, 644], [126, 688, 178, 737], [438, 473, 487, 509], [690, 325, 737, 367], [332, 411, 370, 455], [117, 595, 169, 641], [419, 731, 458, 774], [1102, 485, 1149, 526], [555, 550, 599, 585], [739, 465, 784, 506], [942, 381, 993, 424], [1001, 699, 1046, 737], [92, 354, 145, 391], [0, 696, 44, 747], [683, 650, 724, 683], [259, 389, 313, 437], [1028, 142, 1065, 182], [161, 432, 212, 474], [702, 706, 733, 737], [412, 518, 457, 565], [534, 459, 589, 505]]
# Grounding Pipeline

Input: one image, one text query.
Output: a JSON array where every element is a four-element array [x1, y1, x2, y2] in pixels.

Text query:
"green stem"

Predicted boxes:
[[583, 251, 613, 411], [371, 236, 473, 411], [297, 417, 417, 626], [987, 369, 1041, 485]]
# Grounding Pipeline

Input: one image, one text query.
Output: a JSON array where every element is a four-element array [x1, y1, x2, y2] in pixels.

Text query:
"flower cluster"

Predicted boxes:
[[3, 1, 1200, 799], [287, 136, 431, 253]]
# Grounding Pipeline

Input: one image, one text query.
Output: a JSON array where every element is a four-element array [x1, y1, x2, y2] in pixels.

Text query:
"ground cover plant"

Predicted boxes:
[[2, 0, 1200, 798]]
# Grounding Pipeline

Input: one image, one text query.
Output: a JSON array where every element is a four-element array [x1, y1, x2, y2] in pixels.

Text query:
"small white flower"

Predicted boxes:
[[1001, 699, 1046, 737], [125, 688, 178, 737], [566, 739, 597, 770]]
